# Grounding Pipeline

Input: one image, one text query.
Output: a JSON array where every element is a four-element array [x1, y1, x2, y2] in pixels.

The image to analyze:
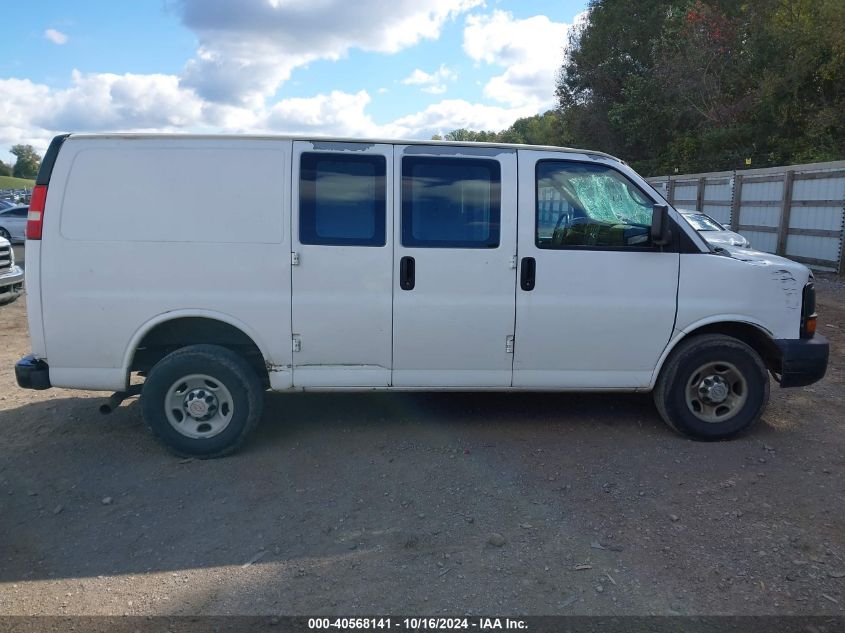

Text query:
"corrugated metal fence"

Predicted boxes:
[[647, 160, 845, 273]]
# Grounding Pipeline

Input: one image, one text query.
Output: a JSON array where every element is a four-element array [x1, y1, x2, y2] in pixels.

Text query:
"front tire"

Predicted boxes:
[[654, 334, 769, 440], [141, 344, 264, 458]]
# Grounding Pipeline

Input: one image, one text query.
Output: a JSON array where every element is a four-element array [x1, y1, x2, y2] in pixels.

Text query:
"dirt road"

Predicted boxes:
[[0, 279, 842, 616]]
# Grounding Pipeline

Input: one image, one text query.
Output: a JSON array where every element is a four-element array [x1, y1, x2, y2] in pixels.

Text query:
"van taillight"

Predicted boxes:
[[27, 185, 48, 240]]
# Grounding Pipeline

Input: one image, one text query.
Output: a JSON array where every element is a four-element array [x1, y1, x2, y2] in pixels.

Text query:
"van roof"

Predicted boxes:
[[65, 133, 622, 162]]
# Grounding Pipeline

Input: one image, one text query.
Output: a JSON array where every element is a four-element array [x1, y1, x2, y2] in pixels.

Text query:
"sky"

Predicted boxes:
[[0, 0, 588, 166]]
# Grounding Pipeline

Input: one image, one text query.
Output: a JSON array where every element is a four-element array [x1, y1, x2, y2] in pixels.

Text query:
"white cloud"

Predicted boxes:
[[1, 3, 583, 165], [263, 90, 380, 137], [402, 65, 457, 94], [44, 29, 69, 45], [0, 72, 209, 158], [175, 0, 482, 105], [2, 5, 577, 157], [27, 71, 205, 132], [385, 99, 538, 138], [463, 10, 571, 108], [0, 71, 540, 160]]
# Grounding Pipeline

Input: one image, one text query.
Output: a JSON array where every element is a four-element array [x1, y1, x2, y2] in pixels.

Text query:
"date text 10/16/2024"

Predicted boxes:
[[308, 618, 528, 630]]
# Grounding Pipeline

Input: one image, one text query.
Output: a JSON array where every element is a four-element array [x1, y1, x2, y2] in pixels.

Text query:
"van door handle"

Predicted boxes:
[[520, 257, 536, 291], [400, 256, 415, 290]]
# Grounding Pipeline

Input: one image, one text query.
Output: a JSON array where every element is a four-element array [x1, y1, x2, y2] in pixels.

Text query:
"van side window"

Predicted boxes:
[[300, 153, 386, 246], [536, 161, 654, 249], [402, 157, 500, 248]]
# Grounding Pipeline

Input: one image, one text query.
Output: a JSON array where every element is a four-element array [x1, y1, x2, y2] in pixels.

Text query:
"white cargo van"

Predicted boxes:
[[15, 134, 828, 457]]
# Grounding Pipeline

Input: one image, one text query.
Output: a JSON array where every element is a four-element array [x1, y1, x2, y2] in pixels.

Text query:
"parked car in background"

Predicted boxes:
[[0, 198, 19, 210], [679, 209, 750, 249], [0, 205, 28, 243], [0, 235, 23, 305], [0, 189, 32, 204]]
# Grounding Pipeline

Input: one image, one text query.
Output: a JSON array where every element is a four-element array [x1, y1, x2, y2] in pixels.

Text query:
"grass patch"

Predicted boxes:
[[0, 175, 35, 190]]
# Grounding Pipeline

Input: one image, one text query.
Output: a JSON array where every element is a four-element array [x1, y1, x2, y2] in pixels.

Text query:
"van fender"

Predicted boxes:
[[648, 314, 775, 390], [121, 309, 274, 379]]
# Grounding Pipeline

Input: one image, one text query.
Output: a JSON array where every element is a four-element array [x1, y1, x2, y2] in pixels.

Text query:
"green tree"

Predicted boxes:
[[0, 160, 11, 177], [556, 0, 844, 174], [432, 111, 567, 147], [11, 144, 41, 180], [556, 0, 683, 170]]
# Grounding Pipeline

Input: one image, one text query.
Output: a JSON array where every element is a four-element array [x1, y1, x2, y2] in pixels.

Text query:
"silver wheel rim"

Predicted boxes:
[[164, 374, 234, 439], [685, 361, 748, 423]]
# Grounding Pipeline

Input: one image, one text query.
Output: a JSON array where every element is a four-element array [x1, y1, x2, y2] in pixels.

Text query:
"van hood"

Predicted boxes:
[[715, 244, 812, 281]]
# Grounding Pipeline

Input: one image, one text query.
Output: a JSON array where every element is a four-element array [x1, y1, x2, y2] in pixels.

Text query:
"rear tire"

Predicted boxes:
[[654, 334, 769, 440], [141, 344, 264, 458], [0, 228, 10, 240]]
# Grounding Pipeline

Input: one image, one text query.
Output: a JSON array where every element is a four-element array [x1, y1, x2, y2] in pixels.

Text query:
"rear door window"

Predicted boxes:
[[402, 157, 500, 248], [299, 153, 386, 246]]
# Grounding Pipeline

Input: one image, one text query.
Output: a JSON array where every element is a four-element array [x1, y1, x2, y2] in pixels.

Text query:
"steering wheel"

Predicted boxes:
[[553, 211, 571, 234]]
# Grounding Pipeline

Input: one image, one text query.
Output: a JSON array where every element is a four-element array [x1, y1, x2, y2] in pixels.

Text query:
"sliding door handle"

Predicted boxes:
[[400, 256, 415, 290], [520, 257, 536, 291]]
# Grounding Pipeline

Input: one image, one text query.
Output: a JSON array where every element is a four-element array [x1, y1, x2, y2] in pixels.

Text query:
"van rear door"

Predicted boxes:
[[290, 141, 394, 387], [391, 146, 518, 387]]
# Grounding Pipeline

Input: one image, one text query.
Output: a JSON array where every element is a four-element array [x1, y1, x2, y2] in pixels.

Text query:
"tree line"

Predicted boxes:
[[435, 0, 844, 176], [0, 145, 41, 180]]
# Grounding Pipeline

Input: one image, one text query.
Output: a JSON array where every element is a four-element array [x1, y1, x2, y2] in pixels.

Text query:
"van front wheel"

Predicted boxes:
[[654, 334, 769, 440], [141, 344, 264, 458]]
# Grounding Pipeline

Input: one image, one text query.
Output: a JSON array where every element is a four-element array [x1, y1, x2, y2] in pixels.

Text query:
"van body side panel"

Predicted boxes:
[[391, 145, 518, 387], [290, 141, 394, 387], [512, 150, 680, 389], [41, 138, 293, 390]]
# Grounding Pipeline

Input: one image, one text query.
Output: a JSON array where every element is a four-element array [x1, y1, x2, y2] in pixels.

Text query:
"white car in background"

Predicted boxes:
[[0, 235, 24, 305], [679, 209, 750, 249], [0, 205, 28, 243]]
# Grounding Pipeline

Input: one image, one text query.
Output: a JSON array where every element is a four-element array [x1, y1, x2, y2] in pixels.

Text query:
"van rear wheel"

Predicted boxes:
[[141, 344, 264, 458], [654, 334, 769, 440]]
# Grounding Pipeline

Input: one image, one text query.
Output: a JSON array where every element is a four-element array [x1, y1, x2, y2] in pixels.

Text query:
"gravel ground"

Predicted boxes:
[[0, 273, 842, 616]]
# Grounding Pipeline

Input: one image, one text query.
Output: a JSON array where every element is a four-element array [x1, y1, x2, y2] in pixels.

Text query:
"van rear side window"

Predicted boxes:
[[402, 157, 500, 248], [299, 153, 387, 246]]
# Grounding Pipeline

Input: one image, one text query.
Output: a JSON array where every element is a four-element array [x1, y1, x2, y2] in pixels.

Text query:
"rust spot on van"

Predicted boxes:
[[403, 145, 511, 157], [310, 142, 375, 152]]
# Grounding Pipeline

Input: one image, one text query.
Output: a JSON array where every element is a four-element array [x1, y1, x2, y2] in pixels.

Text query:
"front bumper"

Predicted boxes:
[[0, 264, 24, 301], [15, 354, 51, 390], [774, 335, 829, 388]]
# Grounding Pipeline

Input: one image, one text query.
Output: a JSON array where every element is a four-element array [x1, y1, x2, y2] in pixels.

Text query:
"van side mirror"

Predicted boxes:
[[651, 204, 672, 246]]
